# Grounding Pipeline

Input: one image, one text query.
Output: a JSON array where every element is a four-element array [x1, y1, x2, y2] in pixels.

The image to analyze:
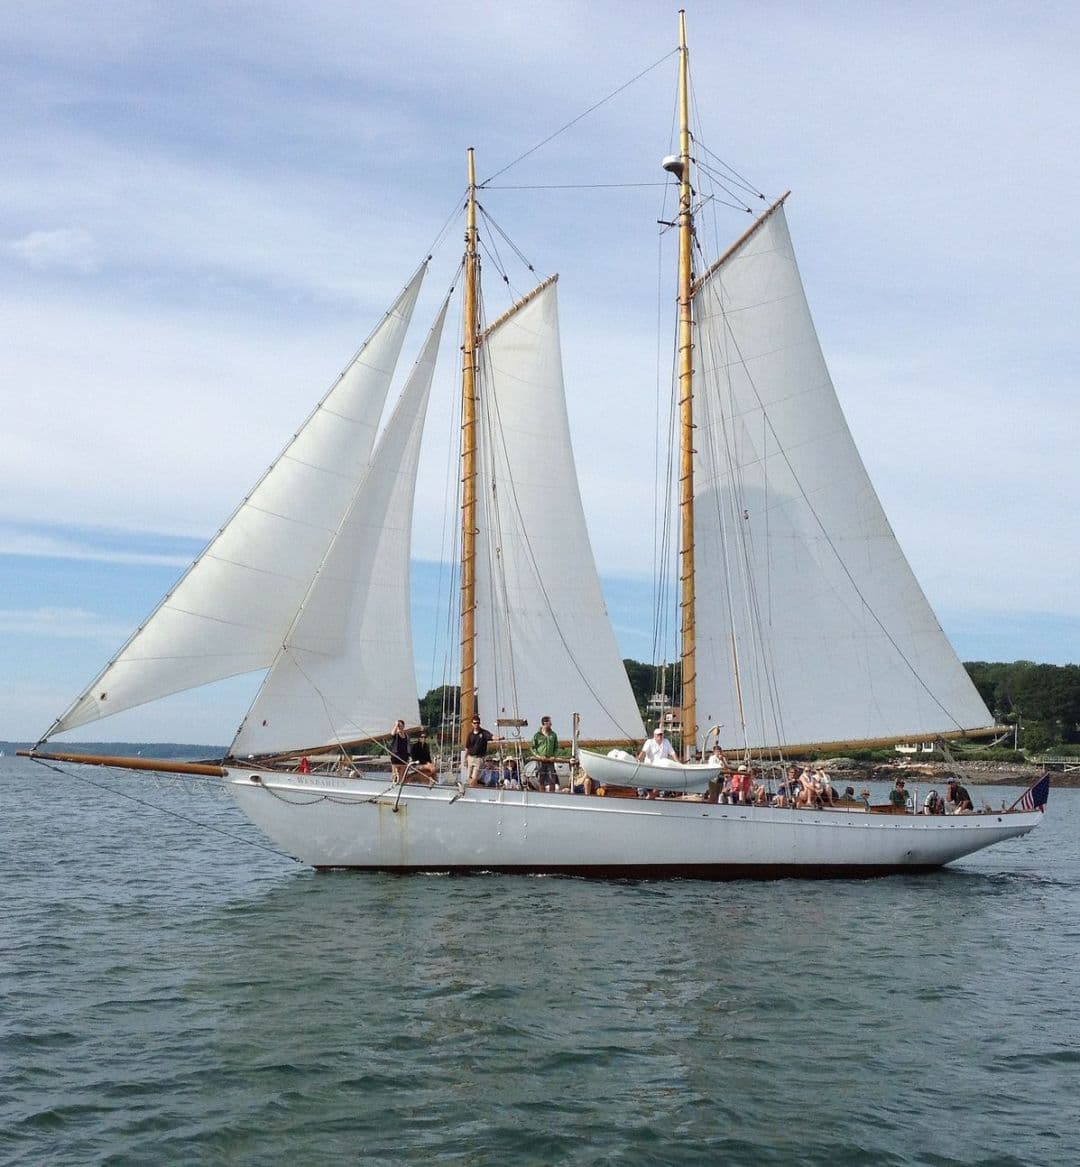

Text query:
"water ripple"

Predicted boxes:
[[2, 762, 1079, 1166]]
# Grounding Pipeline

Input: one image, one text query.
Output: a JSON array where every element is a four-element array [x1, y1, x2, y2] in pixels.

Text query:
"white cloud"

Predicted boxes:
[[0, 530, 190, 567], [8, 227, 98, 271], [0, 606, 132, 641]]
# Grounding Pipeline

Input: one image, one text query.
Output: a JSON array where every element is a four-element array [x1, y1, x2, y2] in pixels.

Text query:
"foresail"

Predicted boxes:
[[692, 203, 992, 749], [231, 298, 448, 756], [43, 266, 427, 740], [474, 279, 644, 742]]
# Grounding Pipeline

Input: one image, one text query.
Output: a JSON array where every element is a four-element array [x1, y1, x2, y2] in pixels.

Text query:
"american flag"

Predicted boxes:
[[1018, 773, 1051, 812]]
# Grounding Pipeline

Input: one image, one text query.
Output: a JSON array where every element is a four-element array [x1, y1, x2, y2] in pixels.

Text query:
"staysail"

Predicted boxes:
[[231, 298, 448, 756], [691, 202, 992, 748], [43, 267, 427, 739], [473, 278, 645, 742]]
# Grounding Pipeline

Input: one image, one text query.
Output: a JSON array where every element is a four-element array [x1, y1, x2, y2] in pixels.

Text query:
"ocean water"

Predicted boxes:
[[2, 755, 1078, 1167]]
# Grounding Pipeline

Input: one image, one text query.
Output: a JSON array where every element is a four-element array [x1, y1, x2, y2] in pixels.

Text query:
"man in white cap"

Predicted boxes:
[[638, 727, 677, 765]]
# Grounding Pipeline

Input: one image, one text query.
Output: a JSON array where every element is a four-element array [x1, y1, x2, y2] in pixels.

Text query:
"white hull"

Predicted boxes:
[[579, 747, 726, 793], [228, 769, 1042, 878]]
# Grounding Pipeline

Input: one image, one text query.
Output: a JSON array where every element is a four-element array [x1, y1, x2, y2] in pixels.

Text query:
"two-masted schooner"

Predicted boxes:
[[24, 14, 1047, 876]]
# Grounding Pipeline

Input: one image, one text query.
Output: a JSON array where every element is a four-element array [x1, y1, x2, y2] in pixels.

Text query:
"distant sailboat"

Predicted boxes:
[[25, 13, 1047, 876]]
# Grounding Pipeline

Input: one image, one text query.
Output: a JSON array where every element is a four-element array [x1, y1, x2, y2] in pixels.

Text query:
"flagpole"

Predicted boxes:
[[1006, 772, 1051, 812]]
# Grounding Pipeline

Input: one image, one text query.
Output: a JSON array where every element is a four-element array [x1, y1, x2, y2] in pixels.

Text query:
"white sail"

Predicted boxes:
[[474, 278, 645, 742], [231, 299, 448, 756], [692, 203, 992, 748], [45, 267, 426, 739]]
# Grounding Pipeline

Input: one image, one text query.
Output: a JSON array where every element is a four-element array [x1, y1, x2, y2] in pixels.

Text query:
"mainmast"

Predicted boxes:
[[675, 10, 697, 758], [460, 147, 480, 745]]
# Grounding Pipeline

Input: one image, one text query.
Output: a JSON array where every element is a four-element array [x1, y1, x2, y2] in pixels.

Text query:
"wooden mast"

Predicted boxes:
[[459, 147, 480, 746], [675, 10, 697, 759]]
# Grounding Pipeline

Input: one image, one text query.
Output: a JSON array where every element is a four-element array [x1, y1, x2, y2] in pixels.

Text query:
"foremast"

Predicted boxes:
[[460, 148, 480, 745], [675, 10, 697, 759]]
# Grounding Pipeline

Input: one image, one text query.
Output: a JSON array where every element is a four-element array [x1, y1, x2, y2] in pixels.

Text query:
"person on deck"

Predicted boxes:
[[946, 777, 974, 813], [389, 719, 410, 783], [465, 717, 494, 786], [409, 731, 437, 783], [501, 758, 522, 789], [774, 765, 800, 807], [532, 716, 559, 791], [571, 771, 596, 796], [923, 789, 945, 815], [816, 769, 835, 806], [889, 777, 909, 808], [639, 728, 677, 765], [796, 768, 819, 808], [707, 743, 728, 769], [729, 764, 752, 805]]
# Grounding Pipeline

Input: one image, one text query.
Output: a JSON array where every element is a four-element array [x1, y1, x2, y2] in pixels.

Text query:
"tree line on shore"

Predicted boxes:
[[419, 659, 1080, 756]]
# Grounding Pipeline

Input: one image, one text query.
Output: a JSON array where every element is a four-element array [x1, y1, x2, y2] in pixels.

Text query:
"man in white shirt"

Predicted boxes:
[[638, 728, 677, 764]]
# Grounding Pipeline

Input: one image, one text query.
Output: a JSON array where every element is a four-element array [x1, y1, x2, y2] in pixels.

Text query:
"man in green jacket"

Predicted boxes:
[[532, 716, 559, 791]]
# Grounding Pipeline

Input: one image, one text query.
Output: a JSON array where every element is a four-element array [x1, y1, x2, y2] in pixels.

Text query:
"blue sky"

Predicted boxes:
[[3, 1, 1078, 743]]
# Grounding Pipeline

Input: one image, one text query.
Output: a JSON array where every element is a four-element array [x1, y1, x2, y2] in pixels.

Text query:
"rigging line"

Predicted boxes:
[[476, 333, 525, 730], [282, 651, 393, 757], [258, 779, 401, 808], [479, 234, 512, 290], [30, 757, 299, 862], [653, 293, 681, 673], [652, 338, 679, 672], [685, 68, 766, 205], [651, 228, 668, 669], [651, 80, 682, 681], [424, 188, 471, 263], [661, 331, 680, 686], [690, 149, 755, 222], [474, 332, 539, 766], [704, 282, 790, 753], [429, 263, 467, 698], [696, 188, 757, 216], [652, 193, 672, 667], [693, 160, 756, 212], [478, 204, 537, 277], [480, 47, 678, 185], [692, 136, 767, 201], [697, 291, 789, 752]]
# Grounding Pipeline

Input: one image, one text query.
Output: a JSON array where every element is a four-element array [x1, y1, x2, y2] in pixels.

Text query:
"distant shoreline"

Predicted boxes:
[[838, 758, 1079, 789]]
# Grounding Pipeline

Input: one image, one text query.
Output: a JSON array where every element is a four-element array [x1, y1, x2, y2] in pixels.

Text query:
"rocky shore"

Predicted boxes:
[[818, 758, 1078, 788]]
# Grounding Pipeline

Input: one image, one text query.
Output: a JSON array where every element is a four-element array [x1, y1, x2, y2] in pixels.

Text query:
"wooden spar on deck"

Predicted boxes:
[[459, 146, 480, 746], [18, 749, 227, 777], [676, 9, 697, 759]]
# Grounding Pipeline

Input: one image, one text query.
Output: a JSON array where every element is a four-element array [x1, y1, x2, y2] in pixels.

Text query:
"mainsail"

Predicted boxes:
[[692, 202, 992, 748], [231, 298, 449, 756], [474, 278, 644, 742], [44, 267, 427, 739]]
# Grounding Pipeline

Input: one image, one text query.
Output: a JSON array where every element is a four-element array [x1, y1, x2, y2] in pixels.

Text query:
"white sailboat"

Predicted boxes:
[[26, 14, 1047, 876]]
